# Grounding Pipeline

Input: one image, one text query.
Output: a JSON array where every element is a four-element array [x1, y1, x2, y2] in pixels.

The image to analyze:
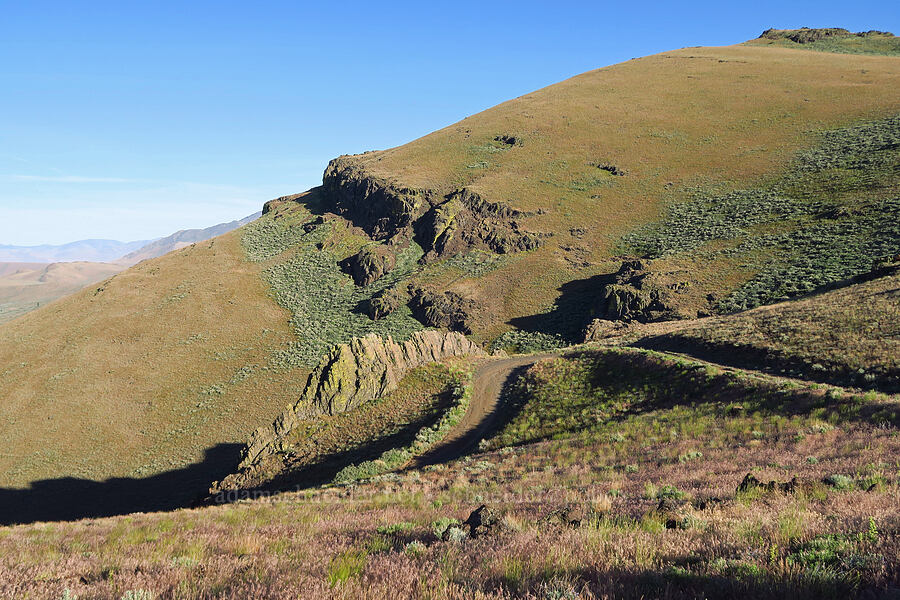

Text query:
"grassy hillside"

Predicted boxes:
[[117, 212, 261, 266], [307, 43, 900, 344], [1, 36, 899, 518], [0, 215, 262, 324], [635, 266, 900, 391], [242, 193, 426, 368], [485, 348, 898, 450], [0, 232, 303, 504], [5, 349, 897, 599]]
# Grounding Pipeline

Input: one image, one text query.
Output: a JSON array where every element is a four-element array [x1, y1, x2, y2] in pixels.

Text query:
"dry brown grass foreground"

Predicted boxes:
[[1, 350, 898, 599], [0, 232, 304, 507]]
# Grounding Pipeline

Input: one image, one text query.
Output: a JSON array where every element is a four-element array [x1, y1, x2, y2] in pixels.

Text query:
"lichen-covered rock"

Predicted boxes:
[[239, 330, 484, 470], [544, 503, 591, 528], [582, 318, 630, 342], [408, 287, 478, 334], [417, 189, 544, 260], [340, 245, 396, 286], [322, 157, 543, 261], [656, 496, 692, 530], [737, 472, 799, 494], [602, 284, 653, 320], [364, 285, 408, 320], [593, 260, 677, 323], [421, 196, 465, 255], [463, 504, 503, 538]]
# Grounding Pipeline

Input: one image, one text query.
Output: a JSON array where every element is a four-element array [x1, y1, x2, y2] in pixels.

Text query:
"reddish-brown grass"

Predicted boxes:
[[2, 351, 897, 599]]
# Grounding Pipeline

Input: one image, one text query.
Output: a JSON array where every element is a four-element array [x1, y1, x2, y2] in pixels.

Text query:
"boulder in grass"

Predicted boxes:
[[463, 504, 502, 538]]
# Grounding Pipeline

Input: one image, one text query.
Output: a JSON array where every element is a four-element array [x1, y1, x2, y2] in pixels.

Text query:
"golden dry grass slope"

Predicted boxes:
[[0, 216, 260, 325], [321, 43, 900, 341], [0, 37, 899, 502], [0, 233, 303, 495], [635, 267, 900, 391]]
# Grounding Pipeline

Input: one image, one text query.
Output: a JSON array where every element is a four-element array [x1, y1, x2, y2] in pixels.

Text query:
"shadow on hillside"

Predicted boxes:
[[251, 422, 431, 494], [634, 332, 900, 394], [0, 443, 242, 525], [470, 348, 900, 453], [480, 563, 865, 600], [214, 387, 459, 499], [508, 274, 611, 342]]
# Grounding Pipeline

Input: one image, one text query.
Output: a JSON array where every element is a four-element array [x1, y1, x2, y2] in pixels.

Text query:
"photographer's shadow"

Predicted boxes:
[[0, 443, 241, 525]]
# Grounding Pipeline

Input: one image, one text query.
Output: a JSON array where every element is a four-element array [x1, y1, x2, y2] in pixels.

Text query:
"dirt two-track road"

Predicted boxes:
[[411, 352, 560, 467]]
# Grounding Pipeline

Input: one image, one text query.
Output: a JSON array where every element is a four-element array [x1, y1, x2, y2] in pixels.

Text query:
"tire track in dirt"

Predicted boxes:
[[410, 352, 559, 468]]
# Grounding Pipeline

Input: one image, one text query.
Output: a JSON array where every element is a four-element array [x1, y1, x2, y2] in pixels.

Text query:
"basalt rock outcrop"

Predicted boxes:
[[323, 157, 432, 240], [737, 472, 799, 495], [322, 157, 544, 261], [463, 504, 503, 538], [364, 285, 409, 320], [408, 287, 479, 334], [543, 502, 596, 528], [582, 318, 631, 342], [238, 330, 484, 472], [759, 27, 894, 44], [416, 188, 543, 260], [362, 284, 483, 332], [592, 260, 677, 323], [340, 245, 396, 286]]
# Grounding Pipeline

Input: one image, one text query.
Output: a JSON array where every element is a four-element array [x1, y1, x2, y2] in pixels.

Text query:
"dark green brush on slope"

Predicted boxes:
[[621, 115, 900, 313]]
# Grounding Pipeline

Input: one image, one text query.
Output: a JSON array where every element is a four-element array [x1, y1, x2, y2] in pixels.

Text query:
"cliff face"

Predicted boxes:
[[323, 157, 432, 241], [236, 330, 484, 475], [416, 188, 543, 260], [322, 157, 543, 261]]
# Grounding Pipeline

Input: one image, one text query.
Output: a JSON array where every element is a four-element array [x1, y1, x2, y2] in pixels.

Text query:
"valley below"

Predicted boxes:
[[0, 261, 126, 324]]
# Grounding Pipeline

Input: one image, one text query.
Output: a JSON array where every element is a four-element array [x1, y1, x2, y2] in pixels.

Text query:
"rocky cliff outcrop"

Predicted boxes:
[[322, 157, 544, 262], [591, 260, 681, 324], [364, 285, 408, 320], [323, 157, 432, 241], [416, 188, 544, 260], [582, 318, 631, 342], [238, 330, 484, 471], [408, 287, 479, 334], [340, 244, 396, 286], [759, 27, 894, 44]]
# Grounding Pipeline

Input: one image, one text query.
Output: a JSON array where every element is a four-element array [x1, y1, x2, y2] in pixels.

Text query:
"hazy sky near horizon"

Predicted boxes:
[[1, 1, 898, 245]]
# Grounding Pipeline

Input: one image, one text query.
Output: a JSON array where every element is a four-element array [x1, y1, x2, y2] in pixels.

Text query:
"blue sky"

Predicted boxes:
[[1, 1, 897, 245]]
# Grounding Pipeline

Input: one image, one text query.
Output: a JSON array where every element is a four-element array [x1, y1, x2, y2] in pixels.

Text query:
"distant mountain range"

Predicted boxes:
[[117, 212, 261, 265], [0, 212, 261, 324], [0, 239, 150, 263], [0, 212, 261, 264]]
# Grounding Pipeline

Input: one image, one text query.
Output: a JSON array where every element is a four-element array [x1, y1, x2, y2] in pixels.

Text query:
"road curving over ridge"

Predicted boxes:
[[410, 352, 560, 468]]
